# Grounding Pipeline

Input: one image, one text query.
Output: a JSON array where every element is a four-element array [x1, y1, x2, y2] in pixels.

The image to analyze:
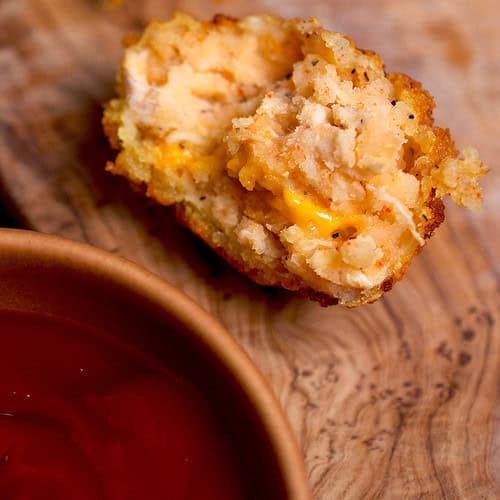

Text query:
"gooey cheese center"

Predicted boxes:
[[282, 188, 367, 238]]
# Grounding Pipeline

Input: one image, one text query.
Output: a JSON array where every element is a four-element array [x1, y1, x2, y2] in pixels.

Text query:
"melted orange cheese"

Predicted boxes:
[[282, 188, 366, 237], [159, 143, 219, 177], [227, 158, 366, 236]]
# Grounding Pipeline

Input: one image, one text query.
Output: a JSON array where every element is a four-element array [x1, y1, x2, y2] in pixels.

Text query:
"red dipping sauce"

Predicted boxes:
[[0, 310, 246, 500]]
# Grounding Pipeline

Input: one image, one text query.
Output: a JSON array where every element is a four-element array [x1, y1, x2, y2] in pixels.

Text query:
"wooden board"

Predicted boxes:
[[1, 0, 499, 497]]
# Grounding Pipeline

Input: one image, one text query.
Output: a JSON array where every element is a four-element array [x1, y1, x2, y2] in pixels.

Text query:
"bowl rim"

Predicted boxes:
[[0, 228, 312, 500]]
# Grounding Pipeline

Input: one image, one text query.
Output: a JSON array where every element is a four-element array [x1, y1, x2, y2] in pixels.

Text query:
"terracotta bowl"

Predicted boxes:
[[0, 229, 311, 500]]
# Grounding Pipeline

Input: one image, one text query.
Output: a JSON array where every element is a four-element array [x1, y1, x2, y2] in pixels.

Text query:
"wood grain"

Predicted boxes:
[[0, 0, 499, 497]]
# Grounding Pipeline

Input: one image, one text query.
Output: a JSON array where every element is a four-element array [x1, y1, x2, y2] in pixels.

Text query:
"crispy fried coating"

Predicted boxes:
[[103, 13, 487, 306]]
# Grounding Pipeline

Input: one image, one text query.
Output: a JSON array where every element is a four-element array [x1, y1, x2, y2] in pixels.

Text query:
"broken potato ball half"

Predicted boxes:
[[103, 13, 487, 306]]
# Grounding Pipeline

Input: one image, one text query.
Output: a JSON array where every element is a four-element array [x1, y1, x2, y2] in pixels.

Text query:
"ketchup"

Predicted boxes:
[[0, 310, 246, 499]]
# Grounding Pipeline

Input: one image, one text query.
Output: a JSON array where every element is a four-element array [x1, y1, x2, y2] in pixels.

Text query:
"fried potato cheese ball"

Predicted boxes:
[[103, 13, 487, 306]]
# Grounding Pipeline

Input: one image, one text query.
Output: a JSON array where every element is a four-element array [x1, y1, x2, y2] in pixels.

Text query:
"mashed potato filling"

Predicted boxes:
[[104, 13, 487, 306], [104, 13, 303, 209], [224, 20, 485, 295]]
